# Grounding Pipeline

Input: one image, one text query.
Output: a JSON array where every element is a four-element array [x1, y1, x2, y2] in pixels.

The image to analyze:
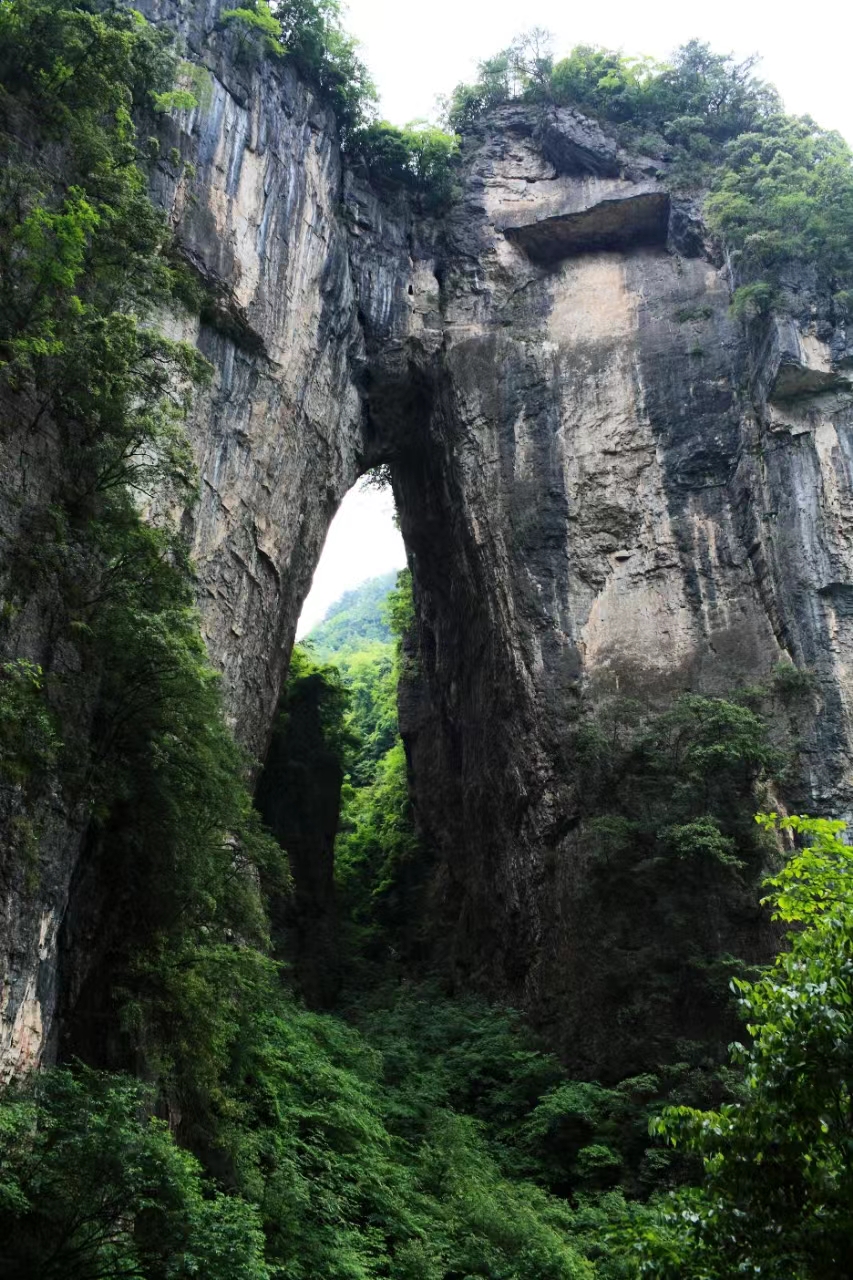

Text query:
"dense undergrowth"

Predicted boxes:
[[4, 808, 851, 1278], [1, 2, 852, 1277]]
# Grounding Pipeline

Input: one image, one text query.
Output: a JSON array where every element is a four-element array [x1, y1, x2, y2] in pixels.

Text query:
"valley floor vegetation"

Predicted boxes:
[[1, 1, 852, 1277], [3, 565, 852, 1279]]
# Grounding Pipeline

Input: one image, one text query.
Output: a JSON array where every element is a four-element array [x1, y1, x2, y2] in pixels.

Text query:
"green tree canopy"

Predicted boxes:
[[635, 814, 853, 1278]]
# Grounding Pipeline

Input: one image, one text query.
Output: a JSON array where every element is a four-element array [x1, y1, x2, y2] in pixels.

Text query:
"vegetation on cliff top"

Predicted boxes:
[[224, 2, 853, 315], [445, 34, 853, 317], [204, 0, 853, 307]]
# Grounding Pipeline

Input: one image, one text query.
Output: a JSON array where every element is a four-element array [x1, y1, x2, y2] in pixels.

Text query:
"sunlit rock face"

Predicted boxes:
[[137, 0, 371, 757], [374, 104, 853, 1071], [2, 12, 852, 1077]]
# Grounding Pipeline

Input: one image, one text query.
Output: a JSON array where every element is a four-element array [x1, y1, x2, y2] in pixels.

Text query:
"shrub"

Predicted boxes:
[[353, 121, 459, 210], [636, 815, 853, 1278], [222, 1, 283, 60], [446, 33, 853, 308], [0, 1067, 269, 1280]]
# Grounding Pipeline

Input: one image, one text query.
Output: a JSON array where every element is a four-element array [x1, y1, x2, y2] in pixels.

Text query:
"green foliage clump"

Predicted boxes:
[[336, 738, 421, 950], [707, 116, 853, 314], [5, 800, 847, 1280], [255, 646, 353, 924], [0, 988, 641, 1280], [0, 659, 61, 868], [91, 589, 284, 1106], [0, 0, 177, 120], [446, 37, 778, 165], [302, 573, 403, 781], [443, 27, 554, 130], [0, 660, 60, 786], [302, 569, 411, 779], [0, 2, 182, 372], [446, 34, 853, 311], [635, 814, 853, 1278], [352, 120, 460, 211], [218, 0, 375, 136], [275, 0, 376, 140], [567, 694, 783, 1070], [222, 0, 283, 60], [385, 566, 415, 639], [337, 641, 397, 773], [208, 985, 602, 1280], [270, 643, 356, 767], [0, 1067, 269, 1280], [575, 693, 782, 858], [770, 658, 819, 699]]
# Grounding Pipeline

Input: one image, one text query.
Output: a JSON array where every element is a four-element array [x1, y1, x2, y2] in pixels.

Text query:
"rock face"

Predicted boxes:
[[2, 10, 852, 1077], [1, 3, 370, 1073], [362, 103, 853, 1069], [140, 0, 369, 755]]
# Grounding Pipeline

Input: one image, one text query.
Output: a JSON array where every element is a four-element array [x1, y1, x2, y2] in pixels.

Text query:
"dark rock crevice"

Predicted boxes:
[[504, 191, 670, 265]]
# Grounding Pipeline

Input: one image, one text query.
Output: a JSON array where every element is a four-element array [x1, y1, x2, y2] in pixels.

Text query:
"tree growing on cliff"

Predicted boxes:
[[273, 0, 376, 138], [633, 814, 853, 1278], [222, 1, 283, 59], [446, 33, 853, 311], [352, 120, 460, 210]]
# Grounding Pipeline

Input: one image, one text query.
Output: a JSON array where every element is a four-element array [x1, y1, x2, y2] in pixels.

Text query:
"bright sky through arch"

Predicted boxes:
[[297, 484, 406, 637], [343, 0, 853, 143]]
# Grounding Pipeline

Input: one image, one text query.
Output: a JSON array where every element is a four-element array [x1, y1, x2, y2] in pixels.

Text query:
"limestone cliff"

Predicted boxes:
[[1, 1, 369, 1072], [2, 4, 852, 1079], [375, 105, 853, 1072]]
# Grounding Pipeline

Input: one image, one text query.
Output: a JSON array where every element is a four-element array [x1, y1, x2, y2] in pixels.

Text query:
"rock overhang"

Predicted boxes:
[[501, 189, 671, 265]]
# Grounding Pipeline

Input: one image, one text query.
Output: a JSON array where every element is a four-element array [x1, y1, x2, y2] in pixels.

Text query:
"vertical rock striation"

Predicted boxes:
[[2, 16, 852, 1077], [369, 105, 853, 1071], [1, 4, 374, 1071]]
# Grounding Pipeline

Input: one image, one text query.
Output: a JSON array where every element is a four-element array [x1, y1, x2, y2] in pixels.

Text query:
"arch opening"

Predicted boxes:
[[256, 472, 409, 1006], [296, 480, 406, 640]]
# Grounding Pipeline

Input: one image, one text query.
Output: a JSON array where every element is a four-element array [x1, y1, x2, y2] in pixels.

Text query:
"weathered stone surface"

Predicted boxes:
[[139, 6, 369, 755], [370, 104, 853, 1071], [2, 6, 371, 1070], [3, 13, 853, 1078], [503, 190, 670, 263], [759, 316, 852, 400]]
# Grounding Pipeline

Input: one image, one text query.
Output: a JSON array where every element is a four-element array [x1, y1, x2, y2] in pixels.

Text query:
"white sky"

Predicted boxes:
[[344, 0, 853, 142], [297, 484, 406, 636], [298, 0, 851, 634]]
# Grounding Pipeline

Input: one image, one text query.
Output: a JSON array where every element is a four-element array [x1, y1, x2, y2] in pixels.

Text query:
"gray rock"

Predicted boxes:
[[2, 2, 852, 1076]]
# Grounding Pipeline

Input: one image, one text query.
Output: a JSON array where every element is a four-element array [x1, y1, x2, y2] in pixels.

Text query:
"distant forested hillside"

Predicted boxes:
[[305, 571, 397, 660]]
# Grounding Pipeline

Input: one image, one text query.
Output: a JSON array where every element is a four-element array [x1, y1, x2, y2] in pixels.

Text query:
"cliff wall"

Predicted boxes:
[[1, 3, 375, 1072], [2, 6, 852, 1078], [376, 105, 853, 1070]]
